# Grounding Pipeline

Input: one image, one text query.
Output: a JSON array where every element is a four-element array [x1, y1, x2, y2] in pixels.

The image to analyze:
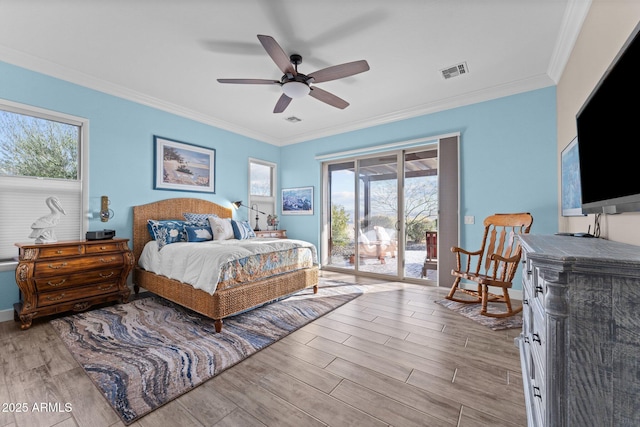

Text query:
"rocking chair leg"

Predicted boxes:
[[446, 277, 461, 300], [446, 277, 482, 304], [480, 285, 489, 315]]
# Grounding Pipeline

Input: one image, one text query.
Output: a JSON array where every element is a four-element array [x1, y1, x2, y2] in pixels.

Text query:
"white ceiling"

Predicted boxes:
[[0, 0, 590, 146]]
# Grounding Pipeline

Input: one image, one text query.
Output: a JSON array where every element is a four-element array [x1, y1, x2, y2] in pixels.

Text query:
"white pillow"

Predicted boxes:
[[375, 226, 391, 243], [208, 216, 234, 240]]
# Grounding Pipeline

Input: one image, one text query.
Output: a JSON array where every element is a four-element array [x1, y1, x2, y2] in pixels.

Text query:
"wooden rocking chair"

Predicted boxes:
[[446, 213, 533, 318]]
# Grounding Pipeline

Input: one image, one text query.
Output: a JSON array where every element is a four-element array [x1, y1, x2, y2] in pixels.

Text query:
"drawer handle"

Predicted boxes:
[[99, 271, 115, 278], [533, 386, 542, 399], [533, 333, 542, 345], [98, 284, 114, 291], [535, 285, 544, 296], [46, 294, 65, 301], [100, 246, 108, 250], [524, 336, 530, 344], [47, 262, 68, 269], [99, 257, 116, 263], [56, 250, 63, 254], [46, 279, 66, 287], [523, 298, 529, 305]]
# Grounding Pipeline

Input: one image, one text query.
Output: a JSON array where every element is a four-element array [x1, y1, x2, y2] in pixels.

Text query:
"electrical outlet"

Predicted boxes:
[[464, 215, 475, 224]]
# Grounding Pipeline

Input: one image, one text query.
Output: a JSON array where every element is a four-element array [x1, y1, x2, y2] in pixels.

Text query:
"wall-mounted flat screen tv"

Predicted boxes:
[[576, 21, 640, 214], [561, 137, 585, 217]]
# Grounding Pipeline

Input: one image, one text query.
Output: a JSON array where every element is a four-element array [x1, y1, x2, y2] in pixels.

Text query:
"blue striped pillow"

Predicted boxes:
[[183, 212, 218, 226], [231, 220, 256, 240]]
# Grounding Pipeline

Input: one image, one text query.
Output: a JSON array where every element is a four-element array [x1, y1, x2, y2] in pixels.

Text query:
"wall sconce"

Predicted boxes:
[[232, 200, 266, 231], [100, 195, 115, 222]]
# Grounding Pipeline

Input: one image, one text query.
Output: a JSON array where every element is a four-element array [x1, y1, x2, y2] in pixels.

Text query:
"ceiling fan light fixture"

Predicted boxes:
[[282, 81, 310, 99]]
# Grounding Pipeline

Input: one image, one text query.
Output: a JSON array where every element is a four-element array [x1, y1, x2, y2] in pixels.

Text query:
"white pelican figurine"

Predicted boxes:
[[29, 196, 66, 243]]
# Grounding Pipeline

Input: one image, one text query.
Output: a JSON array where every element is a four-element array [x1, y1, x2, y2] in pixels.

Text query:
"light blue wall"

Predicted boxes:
[[0, 59, 558, 312], [0, 60, 279, 312], [279, 87, 559, 287]]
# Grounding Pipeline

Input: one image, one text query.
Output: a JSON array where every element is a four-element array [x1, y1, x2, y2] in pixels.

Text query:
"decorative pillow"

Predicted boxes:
[[183, 212, 218, 226], [208, 216, 234, 240], [185, 225, 213, 242], [231, 220, 256, 240], [374, 226, 392, 243], [147, 220, 188, 249]]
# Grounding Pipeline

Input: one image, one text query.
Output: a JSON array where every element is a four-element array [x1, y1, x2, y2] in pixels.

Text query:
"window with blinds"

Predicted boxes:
[[0, 100, 87, 265]]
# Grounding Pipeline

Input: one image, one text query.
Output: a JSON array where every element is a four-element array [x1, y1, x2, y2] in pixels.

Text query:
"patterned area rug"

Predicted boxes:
[[50, 279, 362, 425], [436, 299, 523, 331]]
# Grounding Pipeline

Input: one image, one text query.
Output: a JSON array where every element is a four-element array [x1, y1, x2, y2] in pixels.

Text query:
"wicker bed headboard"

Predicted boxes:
[[132, 198, 232, 263]]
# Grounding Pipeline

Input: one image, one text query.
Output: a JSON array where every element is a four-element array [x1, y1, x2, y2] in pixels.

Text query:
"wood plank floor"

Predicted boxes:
[[0, 272, 526, 427]]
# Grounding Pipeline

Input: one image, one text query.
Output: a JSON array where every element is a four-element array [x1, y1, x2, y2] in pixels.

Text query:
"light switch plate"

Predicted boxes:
[[464, 215, 475, 224]]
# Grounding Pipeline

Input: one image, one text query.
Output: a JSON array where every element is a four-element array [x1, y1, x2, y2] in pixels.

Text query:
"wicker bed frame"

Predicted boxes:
[[132, 198, 319, 332]]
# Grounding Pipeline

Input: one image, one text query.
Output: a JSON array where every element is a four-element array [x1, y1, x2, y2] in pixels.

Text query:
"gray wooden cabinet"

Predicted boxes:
[[517, 235, 640, 427]]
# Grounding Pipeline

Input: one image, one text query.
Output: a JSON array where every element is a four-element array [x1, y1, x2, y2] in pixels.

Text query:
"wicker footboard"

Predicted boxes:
[[133, 266, 319, 332]]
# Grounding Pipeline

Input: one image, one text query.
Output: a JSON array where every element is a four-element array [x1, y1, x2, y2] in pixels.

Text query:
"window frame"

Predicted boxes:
[[247, 158, 277, 230], [0, 99, 89, 271]]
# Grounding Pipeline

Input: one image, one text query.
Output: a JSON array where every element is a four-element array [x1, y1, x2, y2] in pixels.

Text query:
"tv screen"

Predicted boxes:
[[576, 21, 640, 214], [561, 137, 584, 217]]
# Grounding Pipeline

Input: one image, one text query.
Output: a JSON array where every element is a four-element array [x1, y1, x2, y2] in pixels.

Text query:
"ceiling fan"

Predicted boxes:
[[217, 35, 370, 113]]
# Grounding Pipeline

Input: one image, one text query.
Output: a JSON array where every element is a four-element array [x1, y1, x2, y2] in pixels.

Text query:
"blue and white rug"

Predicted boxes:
[[50, 279, 362, 425], [436, 298, 523, 331]]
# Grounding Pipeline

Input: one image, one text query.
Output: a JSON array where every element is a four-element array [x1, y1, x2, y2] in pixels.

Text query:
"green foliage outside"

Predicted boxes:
[[331, 204, 351, 247], [0, 110, 78, 179]]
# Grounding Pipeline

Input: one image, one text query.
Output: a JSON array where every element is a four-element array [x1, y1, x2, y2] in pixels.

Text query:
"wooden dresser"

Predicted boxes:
[[517, 235, 640, 427], [14, 238, 134, 329], [254, 229, 287, 239]]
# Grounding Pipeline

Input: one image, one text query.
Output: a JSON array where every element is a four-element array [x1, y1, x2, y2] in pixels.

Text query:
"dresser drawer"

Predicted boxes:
[[85, 242, 124, 254], [36, 245, 83, 258], [33, 253, 125, 277], [530, 306, 546, 366], [37, 281, 120, 307], [34, 268, 124, 292]]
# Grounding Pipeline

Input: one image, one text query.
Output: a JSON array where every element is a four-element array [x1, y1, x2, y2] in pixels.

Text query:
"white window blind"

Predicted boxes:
[[0, 177, 82, 260]]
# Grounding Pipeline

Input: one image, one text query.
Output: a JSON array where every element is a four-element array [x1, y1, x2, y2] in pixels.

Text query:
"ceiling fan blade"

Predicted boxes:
[[257, 35, 296, 76], [308, 60, 370, 83], [217, 78, 280, 85], [273, 94, 292, 113], [309, 87, 349, 109]]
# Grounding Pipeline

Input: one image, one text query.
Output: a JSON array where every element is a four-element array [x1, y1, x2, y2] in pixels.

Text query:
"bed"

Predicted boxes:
[[132, 198, 319, 332]]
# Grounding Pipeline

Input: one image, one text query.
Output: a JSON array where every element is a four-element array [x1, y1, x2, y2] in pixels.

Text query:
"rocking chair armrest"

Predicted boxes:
[[450, 246, 483, 256], [489, 252, 521, 264]]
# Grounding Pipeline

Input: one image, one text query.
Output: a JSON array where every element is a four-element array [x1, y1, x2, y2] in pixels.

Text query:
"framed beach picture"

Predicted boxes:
[[560, 136, 584, 217], [154, 136, 215, 193], [282, 186, 313, 215]]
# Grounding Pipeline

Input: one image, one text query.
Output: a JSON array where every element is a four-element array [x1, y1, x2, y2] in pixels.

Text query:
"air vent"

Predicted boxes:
[[440, 62, 469, 79], [285, 116, 302, 123]]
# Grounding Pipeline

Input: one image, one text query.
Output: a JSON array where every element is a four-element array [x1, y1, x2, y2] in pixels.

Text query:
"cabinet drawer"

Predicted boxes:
[[531, 267, 545, 307], [85, 242, 123, 254], [37, 245, 83, 258], [37, 281, 120, 307], [530, 307, 546, 382], [33, 254, 125, 277], [34, 268, 124, 291]]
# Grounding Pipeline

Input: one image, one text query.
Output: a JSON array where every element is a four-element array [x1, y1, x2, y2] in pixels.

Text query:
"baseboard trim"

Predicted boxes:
[[0, 308, 14, 323]]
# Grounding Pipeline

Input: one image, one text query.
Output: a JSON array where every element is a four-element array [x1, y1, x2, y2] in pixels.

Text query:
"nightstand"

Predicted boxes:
[[14, 238, 134, 329], [254, 229, 287, 239]]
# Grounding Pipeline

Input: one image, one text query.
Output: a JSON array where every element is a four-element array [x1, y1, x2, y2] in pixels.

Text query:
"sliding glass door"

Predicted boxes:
[[325, 147, 439, 282]]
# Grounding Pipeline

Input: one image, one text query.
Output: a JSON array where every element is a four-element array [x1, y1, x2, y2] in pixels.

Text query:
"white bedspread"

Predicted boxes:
[[138, 238, 318, 295]]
